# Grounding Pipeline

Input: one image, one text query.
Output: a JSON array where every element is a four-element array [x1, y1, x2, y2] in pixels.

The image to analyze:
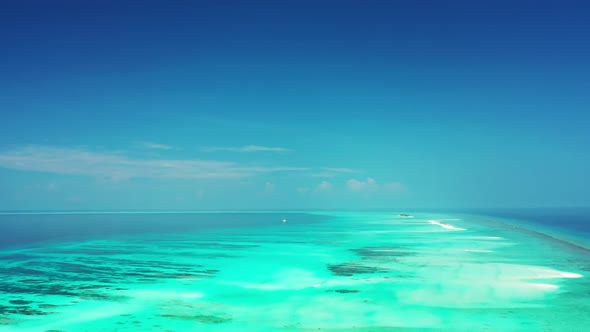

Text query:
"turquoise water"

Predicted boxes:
[[1, 211, 589, 331]]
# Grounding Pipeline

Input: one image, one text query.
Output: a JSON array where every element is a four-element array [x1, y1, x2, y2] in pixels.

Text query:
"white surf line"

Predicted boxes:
[[533, 283, 560, 290], [463, 249, 493, 252], [533, 269, 583, 279], [558, 271, 583, 278], [460, 236, 504, 240], [428, 220, 466, 231]]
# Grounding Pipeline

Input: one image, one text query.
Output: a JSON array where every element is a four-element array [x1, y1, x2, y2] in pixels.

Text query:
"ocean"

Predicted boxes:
[[0, 210, 589, 331]]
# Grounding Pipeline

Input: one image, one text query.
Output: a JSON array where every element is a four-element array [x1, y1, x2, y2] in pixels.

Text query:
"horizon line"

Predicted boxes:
[[1, 206, 589, 216]]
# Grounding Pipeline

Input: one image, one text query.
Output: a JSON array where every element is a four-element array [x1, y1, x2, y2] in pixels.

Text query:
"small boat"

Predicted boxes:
[[282, 217, 287, 223]]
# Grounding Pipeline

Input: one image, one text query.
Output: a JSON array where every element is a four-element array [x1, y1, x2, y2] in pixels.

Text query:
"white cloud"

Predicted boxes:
[[317, 180, 333, 191], [347, 177, 379, 191], [310, 167, 360, 178], [0, 145, 308, 180], [383, 182, 404, 191], [139, 142, 173, 150], [201, 145, 291, 153], [309, 172, 337, 178], [346, 178, 405, 193], [264, 182, 275, 193], [347, 179, 364, 191]]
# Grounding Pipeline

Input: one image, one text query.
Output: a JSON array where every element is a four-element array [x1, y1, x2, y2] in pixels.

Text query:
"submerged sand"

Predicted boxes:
[[0, 212, 589, 331]]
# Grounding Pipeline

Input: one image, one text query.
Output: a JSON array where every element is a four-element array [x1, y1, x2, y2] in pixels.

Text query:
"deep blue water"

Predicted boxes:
[[0, 212, 324, 249], [475, 208, 590, 233], [1, 209, 588, 250]]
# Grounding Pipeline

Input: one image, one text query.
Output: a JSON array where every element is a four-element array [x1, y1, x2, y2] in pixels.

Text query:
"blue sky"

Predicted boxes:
[[0, 1, 589, 210]]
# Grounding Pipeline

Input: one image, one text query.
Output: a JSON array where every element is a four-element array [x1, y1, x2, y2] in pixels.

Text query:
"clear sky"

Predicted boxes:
[[0, 1, 589, 210]]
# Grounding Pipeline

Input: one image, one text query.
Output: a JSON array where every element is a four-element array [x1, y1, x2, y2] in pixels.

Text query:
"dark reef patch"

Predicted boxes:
[[19, 279, 47, 284], [77, 291, 129, 302], [0, 254, 37, 261], [0, 251, 220, 302], [38, 304, 59, 309], [351, 246, 416, 260], [0, 239, 228, 326], [0, 304, 52, 316], [77, 284, 105, 290], [0, 267, 47, 276], [332, 289, 359, 293], [326, 245, 417, 277], [194, 242, 259, 249], [159, 314, 232, 324], [24, 261, 117, 275], [0, 283, 78, 297], [327, 262, 389, 276]]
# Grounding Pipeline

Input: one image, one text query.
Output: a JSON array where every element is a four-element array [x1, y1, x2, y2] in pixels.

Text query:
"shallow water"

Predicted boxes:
[[0, 211, 589, 331]]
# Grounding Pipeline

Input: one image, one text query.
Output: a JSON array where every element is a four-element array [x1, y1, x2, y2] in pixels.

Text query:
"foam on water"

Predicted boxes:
[[428, 219, 467, 231]]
